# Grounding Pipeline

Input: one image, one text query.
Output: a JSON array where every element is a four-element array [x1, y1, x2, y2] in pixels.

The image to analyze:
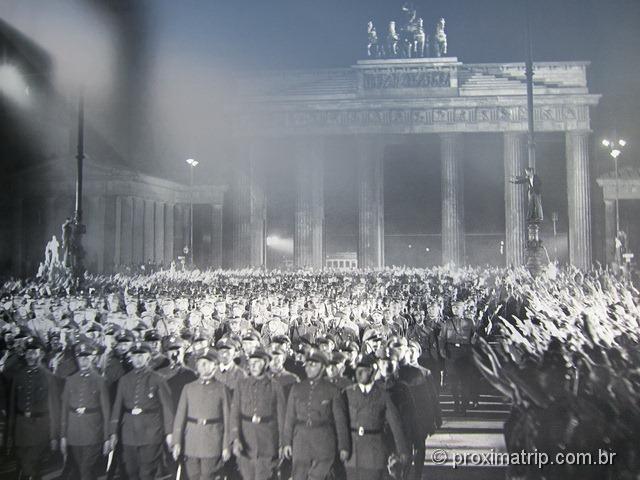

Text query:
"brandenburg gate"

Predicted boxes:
[[230, 58, 601, 270]]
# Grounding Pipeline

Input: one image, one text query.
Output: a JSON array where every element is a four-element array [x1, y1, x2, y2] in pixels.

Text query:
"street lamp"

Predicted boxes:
[[602, 138, 626, 261], [186, 158, 199, 265]]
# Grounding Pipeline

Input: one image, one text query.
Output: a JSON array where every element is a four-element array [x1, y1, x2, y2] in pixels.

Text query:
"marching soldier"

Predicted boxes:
[[60, 343, 111, 480], [282, 349, 350, 480], [173, 349, 231, 480], [110, 342, 175, 480], [231, 348, 286, 480], [158, 336, 197, 404], [268, 344, 300, 400], [7, 337, 60, 480], [343, 355, 409, 480], [214, 336, 245, 396], [326, 352, 352, 390], [439, 299, 475, 413]]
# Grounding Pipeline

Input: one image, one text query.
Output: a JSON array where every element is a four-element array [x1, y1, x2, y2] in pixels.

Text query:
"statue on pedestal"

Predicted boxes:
[[367, 21, 380, 58], [367, 4, 448, 59], [433, 18, 447, 57], [45, 235, 61, 268]]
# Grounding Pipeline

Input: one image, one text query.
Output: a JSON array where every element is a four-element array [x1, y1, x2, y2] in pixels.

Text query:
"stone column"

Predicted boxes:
[[503, 133, 527, 267], [604, 200, 615, 265], [132, 197, 144, 265], [120, 196, 134, 266], [566, 131, 592, 270], [356, 136, 385, 269], [232, 141, 266, 268], [211, 205, 223, 268], [154, 202, 165, 265], [164, 204, 175, 265], [143, 199, 155, 263], [114, 196, 123, 266], [440, 133, 465, 266], [294, 137, 325, 269]]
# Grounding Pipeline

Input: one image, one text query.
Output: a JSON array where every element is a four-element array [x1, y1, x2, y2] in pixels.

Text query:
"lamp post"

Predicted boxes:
[[602, 138, 626, 261], [68, 92, 87, 281], [186, 158, 199, 266]]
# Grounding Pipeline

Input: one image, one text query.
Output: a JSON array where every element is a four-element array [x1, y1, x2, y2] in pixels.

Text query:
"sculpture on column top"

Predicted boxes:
[[433, 17, 447, 57]]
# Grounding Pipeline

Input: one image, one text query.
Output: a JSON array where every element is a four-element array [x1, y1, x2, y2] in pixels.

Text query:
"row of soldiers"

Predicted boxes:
[[0, 330, 446, 480], [0, 275, 488, 480]]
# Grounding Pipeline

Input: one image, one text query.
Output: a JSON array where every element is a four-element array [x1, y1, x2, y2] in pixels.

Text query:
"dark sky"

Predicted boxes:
[[2, 0, 639, 263]]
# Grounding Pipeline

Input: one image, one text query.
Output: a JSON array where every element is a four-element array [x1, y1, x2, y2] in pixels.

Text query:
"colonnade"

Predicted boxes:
[[231, 130, 593, 270]]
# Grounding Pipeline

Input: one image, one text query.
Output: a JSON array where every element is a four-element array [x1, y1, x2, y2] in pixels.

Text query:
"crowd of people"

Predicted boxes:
[[0, 264, 637, 480]]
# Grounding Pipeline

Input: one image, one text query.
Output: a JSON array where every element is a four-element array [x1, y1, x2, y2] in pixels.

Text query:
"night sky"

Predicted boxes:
[[1, 0, 639, 264]]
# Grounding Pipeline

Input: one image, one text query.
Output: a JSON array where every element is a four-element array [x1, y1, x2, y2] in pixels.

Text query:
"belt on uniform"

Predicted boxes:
[[351, 427, 381, 436], [187, 416, 223, 425], [240, 414, 273, 424], [16, 409, 47, 418], [125, 407, 160, 416], [69, 407, 100, 415], [295, 419, 331, 428], [447, 343, 469, 348]]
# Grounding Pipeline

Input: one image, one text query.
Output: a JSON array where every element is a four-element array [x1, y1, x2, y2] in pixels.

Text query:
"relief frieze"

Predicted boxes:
[[249, 104, 588, 130], [362, 70, 451, 89]]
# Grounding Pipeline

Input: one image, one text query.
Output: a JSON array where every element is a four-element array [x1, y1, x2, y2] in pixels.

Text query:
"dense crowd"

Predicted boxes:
[[0, 264, 638, 480]]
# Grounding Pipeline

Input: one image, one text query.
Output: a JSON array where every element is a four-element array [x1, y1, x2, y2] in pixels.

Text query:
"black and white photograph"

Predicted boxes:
[[0, 1, 639, 479]]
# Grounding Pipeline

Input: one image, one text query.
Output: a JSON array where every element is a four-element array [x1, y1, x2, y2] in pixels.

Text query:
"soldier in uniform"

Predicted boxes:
[[282, 349, 350, 480], [158, 336, 197, 405], [268, 343, 300, 400], [7, 337, 60, 480], [109, 342, 175, 480], [214, 337, 245, 396], [438, 299, 475, 413], [231, 348, 286, 480], [326, 352, 352, 390], [172, 349, 231, 480], [60, 343, 111, 480], [343, 355, 409, 480]]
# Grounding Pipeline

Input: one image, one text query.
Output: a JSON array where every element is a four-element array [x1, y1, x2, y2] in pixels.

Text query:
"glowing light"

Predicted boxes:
[[618, 139, 626, 147], [601, 139, 610, 147], [186, 158, 199, 167], [266, 235, 293, 253], [0, 64, 29, 106], [610, 149, 621, 159]]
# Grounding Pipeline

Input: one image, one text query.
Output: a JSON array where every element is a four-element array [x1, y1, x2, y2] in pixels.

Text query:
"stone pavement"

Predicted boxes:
[[422, 391, 511, 479]]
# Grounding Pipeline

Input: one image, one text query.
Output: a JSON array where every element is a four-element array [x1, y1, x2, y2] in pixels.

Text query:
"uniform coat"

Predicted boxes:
[[173, 378, 231, 458], [343, 383, 409, 471], [61, 369, 111, 445], [230, 375, 286, 459], [9, 365, 60, 446], [110, 368, 174, 446], [283, 378, 350, 463]]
